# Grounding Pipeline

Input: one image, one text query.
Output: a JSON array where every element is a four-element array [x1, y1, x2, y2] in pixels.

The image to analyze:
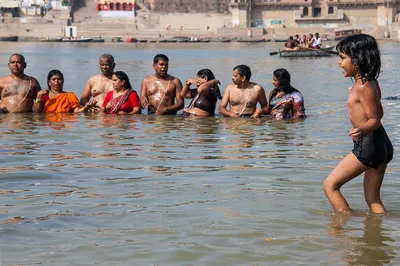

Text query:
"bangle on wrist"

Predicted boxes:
[[35, 98, 41, 103]]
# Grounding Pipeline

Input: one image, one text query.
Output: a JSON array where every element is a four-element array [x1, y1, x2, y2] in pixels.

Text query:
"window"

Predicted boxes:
[[313, 7, 321, 17], [303, 7, 308, 16], [328, 6, 334, 14]]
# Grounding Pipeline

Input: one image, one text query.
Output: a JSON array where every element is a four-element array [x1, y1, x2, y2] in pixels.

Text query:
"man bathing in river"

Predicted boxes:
[[218, 65, 268, 118], [80, 54, 116, 108], [0, 54, 42, 113], [140, 54, 184, 115]]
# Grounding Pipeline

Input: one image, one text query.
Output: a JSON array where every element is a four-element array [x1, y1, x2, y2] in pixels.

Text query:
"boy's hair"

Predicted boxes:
[[233, 65, 251, 80], [336, 34, 381, 81], [153, 54, 169, 64]]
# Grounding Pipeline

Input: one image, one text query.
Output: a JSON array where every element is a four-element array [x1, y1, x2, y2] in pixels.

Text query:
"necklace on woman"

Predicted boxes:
[[49, 89, 63, 98]]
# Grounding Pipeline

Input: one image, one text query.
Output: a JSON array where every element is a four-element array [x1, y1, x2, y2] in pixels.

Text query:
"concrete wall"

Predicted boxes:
[[341, 6, 377, 27], [0, 22, 64, 37], [157, 13, 232, 31], [216, 27, 265, 37]]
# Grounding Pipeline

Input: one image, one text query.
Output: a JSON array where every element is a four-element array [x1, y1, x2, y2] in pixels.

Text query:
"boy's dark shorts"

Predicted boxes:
[[352, 125, 394, 169]]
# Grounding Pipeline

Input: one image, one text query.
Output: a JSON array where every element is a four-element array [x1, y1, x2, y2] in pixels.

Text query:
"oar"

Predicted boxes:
[[269, 51, 279, 56]]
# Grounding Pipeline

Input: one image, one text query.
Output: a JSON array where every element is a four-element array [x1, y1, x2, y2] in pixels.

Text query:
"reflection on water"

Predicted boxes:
[[328, 214, 396, 266], [0, 42, 399, 265]]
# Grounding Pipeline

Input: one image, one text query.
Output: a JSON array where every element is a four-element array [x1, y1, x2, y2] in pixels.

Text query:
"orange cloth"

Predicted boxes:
[[43, 92, 81, 113]]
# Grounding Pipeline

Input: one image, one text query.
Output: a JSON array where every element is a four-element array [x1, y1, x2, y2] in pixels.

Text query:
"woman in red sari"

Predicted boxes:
[[102, 71, 141, 114]]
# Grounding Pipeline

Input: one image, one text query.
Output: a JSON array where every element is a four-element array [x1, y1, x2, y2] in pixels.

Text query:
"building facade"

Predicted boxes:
[[230, 0, 400, 30], [144, 0, 231, 13]]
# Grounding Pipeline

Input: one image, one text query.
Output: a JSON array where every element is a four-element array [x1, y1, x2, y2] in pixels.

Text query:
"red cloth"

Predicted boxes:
[[102, 90, 140, 113]]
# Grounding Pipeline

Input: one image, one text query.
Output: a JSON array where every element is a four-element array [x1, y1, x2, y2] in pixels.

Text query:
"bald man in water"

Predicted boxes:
[[80, 54, 116, 108], [0, 54, 41, 113]]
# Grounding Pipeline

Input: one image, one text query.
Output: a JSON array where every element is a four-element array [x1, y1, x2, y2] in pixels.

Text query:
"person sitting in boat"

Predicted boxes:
[[306, 33, 314, 48], [299, 35, 307, 47], [33, 69, 95, 113], [102, 71, 141, 114], [180, 69, 222, 117], [267, 68, 306, 119], [284, 36, 299, 50], [310, 32, 322, 49]]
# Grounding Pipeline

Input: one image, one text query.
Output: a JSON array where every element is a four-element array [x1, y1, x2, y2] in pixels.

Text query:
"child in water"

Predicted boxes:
[[323, 34, 393, 214]]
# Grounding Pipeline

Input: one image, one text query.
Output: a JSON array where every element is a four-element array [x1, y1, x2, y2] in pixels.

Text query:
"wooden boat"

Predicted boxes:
[[111, 37, 123, 42], [0, 35, 18, 42], [279, 46, 335, 57], [217, 38, 231, 43], [237, 38, 265, 43], [334, 27, 362, 41], [41, 37, 63, 42], [91, 38, 105, 43], [126, 37, 138, 43], [62, 37, 93, 43]]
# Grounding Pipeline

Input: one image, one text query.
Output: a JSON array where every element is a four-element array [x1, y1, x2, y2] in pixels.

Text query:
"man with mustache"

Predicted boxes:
[[140, 54, 184, 115], [0, 54, 42, 113]]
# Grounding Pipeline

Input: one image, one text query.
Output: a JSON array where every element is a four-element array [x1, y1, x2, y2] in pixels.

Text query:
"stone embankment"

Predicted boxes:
[[0, 0, 399, 42]]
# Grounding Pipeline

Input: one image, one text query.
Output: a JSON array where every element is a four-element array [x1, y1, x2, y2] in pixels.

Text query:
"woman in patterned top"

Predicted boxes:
[[267, 68, 306, 119]]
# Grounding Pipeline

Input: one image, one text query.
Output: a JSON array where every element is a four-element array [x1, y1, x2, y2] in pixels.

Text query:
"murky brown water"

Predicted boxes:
[[0, 41, 399, 265]]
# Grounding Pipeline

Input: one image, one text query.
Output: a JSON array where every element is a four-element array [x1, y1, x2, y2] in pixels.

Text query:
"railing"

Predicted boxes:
[[230, 0, 248, 4], [295, 9, 344, 20]]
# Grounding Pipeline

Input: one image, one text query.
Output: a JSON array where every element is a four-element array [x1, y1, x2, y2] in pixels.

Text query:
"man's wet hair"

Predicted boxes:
[[336, 34, 381, 81], [9, 53, 25, 63], [100, 54, 115, 64], [233, 65, 251, 80], [153, 54, 169, 64]]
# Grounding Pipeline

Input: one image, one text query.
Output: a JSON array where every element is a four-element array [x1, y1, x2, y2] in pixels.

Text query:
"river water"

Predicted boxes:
[[0, 41, 399, 265]]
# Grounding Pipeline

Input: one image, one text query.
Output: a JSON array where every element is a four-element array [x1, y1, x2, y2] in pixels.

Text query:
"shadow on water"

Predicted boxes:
[[328, 214, 396, 266]]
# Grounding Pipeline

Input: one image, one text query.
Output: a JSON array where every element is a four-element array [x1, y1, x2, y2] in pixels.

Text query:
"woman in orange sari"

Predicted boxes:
[[102, 71, 141, 114], [33, 69, 95, 113]]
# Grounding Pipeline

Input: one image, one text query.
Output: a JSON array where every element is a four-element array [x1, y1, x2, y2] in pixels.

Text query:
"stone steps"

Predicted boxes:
[[0, 23, 64, 37], [77, 28, 213, 38]]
